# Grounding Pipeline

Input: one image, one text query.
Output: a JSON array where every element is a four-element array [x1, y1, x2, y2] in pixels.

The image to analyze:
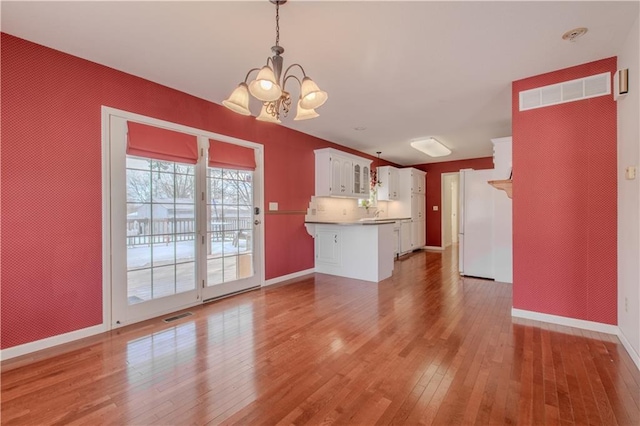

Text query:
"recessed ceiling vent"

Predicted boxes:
[[519, 72, 610, 111]]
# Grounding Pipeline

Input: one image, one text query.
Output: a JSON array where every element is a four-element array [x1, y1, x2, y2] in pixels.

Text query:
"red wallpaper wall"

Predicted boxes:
[[0, 34, 389, 349], [412, 158, 494, 247], [512, 57, 617, 325]]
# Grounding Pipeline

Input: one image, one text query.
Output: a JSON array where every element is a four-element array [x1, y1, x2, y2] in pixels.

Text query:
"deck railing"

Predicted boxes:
[[126, 218, 252, 246]]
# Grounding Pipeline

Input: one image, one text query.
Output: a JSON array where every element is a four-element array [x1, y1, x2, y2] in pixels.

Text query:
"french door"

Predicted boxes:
[[202, 167, 258, 300], [108, 113, 263, 327]]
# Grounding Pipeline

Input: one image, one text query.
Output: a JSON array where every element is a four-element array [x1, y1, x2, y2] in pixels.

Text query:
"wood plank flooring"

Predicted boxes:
[[2, 247, 639, 425]]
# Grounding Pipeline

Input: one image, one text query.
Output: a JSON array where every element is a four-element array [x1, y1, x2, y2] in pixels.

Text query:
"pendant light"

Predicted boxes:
[[223, 0, 328, 123]]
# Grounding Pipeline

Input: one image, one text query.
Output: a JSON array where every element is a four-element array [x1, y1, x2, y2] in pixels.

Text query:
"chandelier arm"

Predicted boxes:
[[282, 74, 302, 91], [282, 63, 308, 82], [243, 67, 262, 83]]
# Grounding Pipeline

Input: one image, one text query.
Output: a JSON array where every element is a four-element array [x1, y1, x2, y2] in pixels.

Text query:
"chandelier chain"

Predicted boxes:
[[275, 2, 280, 47]]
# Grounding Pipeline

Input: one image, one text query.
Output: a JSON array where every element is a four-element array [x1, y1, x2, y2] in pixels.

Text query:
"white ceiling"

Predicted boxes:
[[2, 1, 638, 165]]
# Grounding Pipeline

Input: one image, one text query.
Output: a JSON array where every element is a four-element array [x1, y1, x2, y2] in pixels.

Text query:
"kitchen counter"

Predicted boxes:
[[304, 219, 397, 225], [304, 217, 410, 226], [305, 221, 395, 282]]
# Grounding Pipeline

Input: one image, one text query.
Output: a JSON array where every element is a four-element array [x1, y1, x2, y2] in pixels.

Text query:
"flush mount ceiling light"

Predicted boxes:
[[562, 27, 588, 42], [223, 0, 328, 123], [410, 138, 452, 157]]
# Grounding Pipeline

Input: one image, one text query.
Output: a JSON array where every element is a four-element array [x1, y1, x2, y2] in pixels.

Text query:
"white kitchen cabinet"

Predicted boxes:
[[399, 220, 412, 254], [412, 171, 426, 194], [352, 161, 370, 198], [397, 168, 426, 204], [411, 193, 425, 221], [315, 228, 341, 265], [328, 155, 351, 196], [392, 168, 426, 251], [393, 226, 399, 256], [315, 148, 372, 198], [411, 220, 426, 249], [307, 222, 394, 282], [376, 166, 399, 201]]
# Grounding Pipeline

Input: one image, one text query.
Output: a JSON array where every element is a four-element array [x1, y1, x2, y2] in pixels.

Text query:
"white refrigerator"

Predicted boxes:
[[459, 169, 495, 279]]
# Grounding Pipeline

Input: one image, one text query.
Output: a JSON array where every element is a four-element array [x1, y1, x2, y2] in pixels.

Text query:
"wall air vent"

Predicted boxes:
[[519, 72, 611, 111]]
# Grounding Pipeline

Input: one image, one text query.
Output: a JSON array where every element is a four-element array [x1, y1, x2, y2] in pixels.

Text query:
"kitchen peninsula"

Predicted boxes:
[[304, 220, 395, 282], [304, 148, 426, 283]]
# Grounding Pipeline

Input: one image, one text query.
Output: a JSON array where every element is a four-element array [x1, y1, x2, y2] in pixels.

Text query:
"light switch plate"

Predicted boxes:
[[269, 202, 279, 211], [625, 166, 636, 180]]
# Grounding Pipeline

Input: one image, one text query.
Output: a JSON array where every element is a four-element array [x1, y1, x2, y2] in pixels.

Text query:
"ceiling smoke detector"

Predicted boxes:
[[562, 27, 588, 42]]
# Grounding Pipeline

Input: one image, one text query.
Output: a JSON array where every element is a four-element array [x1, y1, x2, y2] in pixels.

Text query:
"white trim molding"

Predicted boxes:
[[424, 246, 445, 251], [0, 324, 108, 361], [512, 309, 640, 371], [512, 308, 618, 335], [617, 329, 640, 371], [264, 268, 315, 287]]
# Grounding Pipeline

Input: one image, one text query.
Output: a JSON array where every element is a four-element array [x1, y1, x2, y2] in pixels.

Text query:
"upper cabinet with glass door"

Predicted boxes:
[[353, 161, 370, 198], [314, 148, 372, 199]]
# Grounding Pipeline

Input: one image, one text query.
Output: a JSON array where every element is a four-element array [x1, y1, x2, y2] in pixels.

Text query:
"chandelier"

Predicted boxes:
[[222, 0, 328, 123]]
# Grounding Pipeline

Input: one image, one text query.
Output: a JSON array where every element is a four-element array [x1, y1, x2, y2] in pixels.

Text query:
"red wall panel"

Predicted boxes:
[[412, 158, 494, 247], [512, 57, 617, 325], [0, 34, 383, 349]]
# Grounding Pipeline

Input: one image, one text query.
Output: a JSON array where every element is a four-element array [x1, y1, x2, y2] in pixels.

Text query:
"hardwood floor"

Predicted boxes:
[[2, 247, 639, 425]]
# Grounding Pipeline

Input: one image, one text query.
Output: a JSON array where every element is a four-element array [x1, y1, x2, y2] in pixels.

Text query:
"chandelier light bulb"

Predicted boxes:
[[299, 77, 328, 110], [249, 66, 281, 102]]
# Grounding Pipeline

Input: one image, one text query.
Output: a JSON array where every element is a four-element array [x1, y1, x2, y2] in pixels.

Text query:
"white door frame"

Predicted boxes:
[[440, 172, 459, 250], [101, 106, 265, 329]]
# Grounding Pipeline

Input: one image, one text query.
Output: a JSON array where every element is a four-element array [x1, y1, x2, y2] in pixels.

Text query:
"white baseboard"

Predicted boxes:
[[263, 268, 315, 287], [617, 329, 640, 371], [511, 308, 619, 335], [424, 246, 444, 251], [0, 323, 108, 361]]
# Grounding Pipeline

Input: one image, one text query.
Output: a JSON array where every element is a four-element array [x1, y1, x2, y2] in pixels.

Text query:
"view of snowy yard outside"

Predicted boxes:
[[126, 157, 253, 304]]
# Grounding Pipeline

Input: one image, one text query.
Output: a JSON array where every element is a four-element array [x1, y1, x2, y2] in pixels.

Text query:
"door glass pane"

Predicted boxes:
[[223, 256, 238, 282], [153, 265, 176, 299], [152, 172, 174, 202], [126, 155, 196, 305], [207, 258, 223, 285], [206, 166, 254, 287], [128, 269, 151, 304], [176, 262, 196, 293], [151, 239, 174, 267], [238, 254, 253, 279]]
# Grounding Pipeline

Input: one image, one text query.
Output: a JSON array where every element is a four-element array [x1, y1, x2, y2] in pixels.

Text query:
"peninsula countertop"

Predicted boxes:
[[304, 218, 410, 226]]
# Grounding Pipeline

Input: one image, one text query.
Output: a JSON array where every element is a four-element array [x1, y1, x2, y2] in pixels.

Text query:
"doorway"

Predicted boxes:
[[441, 173, 460, 248], [104, 109, 264, 328]]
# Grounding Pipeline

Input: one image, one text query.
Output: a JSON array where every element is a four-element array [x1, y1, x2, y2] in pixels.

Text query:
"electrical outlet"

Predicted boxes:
[[625, 297, 628, 312]]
